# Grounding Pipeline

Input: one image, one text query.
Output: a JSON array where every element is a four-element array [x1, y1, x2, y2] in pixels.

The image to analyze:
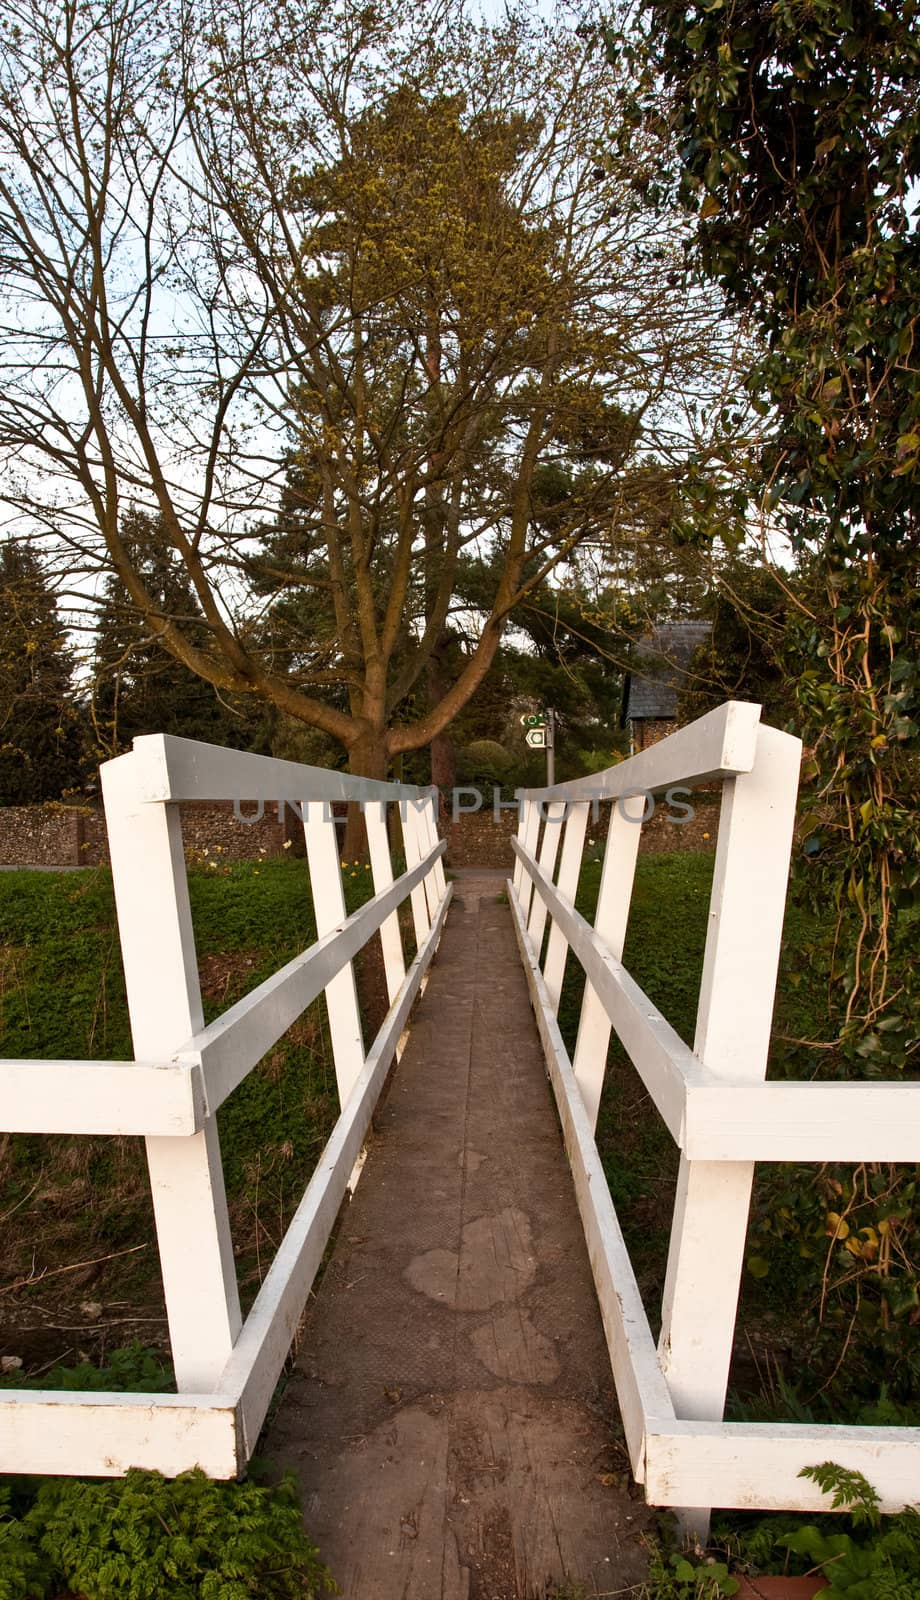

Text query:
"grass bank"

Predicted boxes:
[[0, 850, 917, 1596], [0, 858, 380, 1378], [557, 850, 919, 1422]]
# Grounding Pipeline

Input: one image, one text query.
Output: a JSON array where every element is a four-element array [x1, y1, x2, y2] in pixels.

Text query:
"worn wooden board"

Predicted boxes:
[[265, 874, 653, 1599]]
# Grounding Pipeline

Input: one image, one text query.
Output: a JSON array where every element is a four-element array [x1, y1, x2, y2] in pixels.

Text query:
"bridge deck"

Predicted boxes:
[[266, 872, 651, 1599]]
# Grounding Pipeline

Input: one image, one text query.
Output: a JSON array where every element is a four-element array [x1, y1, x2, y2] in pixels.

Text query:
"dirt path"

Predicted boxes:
[[265, 871, 652, 1598]]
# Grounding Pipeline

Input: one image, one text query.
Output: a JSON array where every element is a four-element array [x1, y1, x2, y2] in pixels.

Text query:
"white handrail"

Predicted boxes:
[[0, 738, 451, 1478], [177, 843, 445, 1113], [509, 703, 920, 1536], [131, 731, 435, 807], [524, 699, 760, 802]]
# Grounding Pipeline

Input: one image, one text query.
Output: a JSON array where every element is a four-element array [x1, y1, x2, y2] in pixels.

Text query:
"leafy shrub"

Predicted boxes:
[[779, 1464, 920, 1598], [0, 1470, 335, 1600], [0, 1489, 47, 1600], [0, 1343, 172, 1394], [654, 1550, 739, 1596], [714, 1465, 920, 1600]]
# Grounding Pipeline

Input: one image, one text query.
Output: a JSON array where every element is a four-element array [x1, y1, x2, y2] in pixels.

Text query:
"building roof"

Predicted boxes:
[[623, 621, 711, 723]]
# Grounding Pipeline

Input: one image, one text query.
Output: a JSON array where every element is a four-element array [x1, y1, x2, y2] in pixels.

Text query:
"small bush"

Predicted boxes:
[[0, 1469, 335, 1600]]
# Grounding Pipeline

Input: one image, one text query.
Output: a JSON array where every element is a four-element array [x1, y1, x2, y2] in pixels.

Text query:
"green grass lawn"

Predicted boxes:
[[0, 858, 379, 1378], [1, 850, 916, 1418], [556, 850, 919, 1420], [0, 850, 917, 1597]]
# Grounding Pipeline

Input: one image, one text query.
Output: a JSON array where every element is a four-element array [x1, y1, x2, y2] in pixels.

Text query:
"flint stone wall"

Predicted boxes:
[[0, 799, 304, 867]]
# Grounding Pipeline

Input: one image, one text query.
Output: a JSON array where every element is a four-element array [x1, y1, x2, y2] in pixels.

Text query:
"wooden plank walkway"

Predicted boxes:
[[266, 872, 652, 1598]]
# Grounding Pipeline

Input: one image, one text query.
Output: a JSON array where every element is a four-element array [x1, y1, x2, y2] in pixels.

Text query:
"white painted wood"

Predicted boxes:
[[658, 726, 801, 1431], [542, 800, 589, 1014], [645, 1420, 920, 1515], [509, 709, 919, 1527], [527, 800, 566, 952], [511, 796, 531, 896], [423, 793, 447, 900], [302, 800, 365, 1108], [416, 798, 441, 923], [509, 869, 920, 1521], [684, 1080, 920, 1163], [527, 700, 761, 803], [400, 798, 433, 948], [0, 1393, 239, 1479], [508, 882, 675, 1479], [0, 882, 453, 1483], [660, 1160, 753, 1411], [513, 841, 692, 1143], [515, 798, 542, 920], [571, 793, 644, 1130], [131, 732, 430, 808], [101, 751, 242, 1390], [694, 726, 803, 1077], [15, 710, 914, 1509], [0, 1059, 205, 1136], [365, 800, 407, 1004], [228, 885, 453, 1455], [179, 849, 444, 1111]]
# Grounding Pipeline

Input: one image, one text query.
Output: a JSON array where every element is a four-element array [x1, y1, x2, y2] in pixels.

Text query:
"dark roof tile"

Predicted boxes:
[[624, 621, 711, 722]]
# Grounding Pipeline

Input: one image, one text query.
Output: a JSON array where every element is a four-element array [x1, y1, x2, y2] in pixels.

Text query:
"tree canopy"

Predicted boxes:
[[0, 0, 736, 778], [632, 0, 920, 1059]]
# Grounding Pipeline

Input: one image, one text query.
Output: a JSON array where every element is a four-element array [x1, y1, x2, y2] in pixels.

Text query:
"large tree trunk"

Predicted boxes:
[[430, 731, 455, 801], [343, 730, 389, 861], [343, 733, 391, 1042], [427, 631, 457, 817]]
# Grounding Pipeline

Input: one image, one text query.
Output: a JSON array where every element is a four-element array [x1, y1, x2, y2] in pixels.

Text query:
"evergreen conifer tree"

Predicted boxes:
[[91, 511, 264, 755], [0, 542, 84, 803]]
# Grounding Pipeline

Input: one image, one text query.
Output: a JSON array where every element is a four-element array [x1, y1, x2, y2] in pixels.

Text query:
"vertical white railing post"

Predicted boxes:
[[401, 796, 432, 948], [511, 794, 527, 896], [527, 800, 567, 951], [101, 751, 242, 1391], [423, 791, 447, 902], [571, 791, 646, 1130], [302, 801, 365, 1108], [542, 800, 589, 1014], [513, 797, 542, 919], [365, 801, 407, 1005], [657, 726, 800, 1541]]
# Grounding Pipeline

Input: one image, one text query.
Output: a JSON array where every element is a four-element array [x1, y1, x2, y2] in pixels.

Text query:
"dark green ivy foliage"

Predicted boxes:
[[0, 1469, 334, 1600], [619, 0, 920, 1067]]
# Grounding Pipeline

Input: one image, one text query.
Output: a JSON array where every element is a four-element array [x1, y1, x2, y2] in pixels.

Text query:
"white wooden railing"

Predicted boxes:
[[0, 735, 450, 1478], [508, 701, 920, 1538]]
